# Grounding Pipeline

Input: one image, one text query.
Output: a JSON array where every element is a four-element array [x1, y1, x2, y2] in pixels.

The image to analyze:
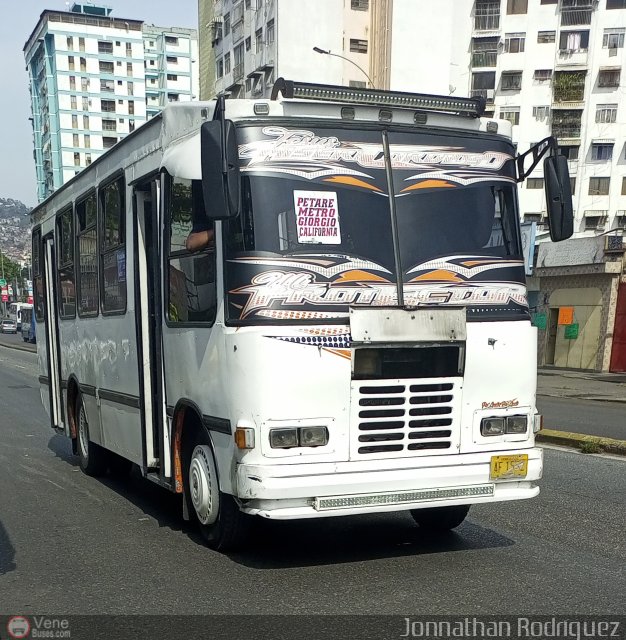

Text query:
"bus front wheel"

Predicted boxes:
[[410, 505, 470, 532], [184, 431, 251, 552], [76, 395, 109, 477]]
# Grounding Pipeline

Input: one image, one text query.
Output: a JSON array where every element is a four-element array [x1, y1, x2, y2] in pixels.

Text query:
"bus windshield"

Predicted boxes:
[[224, 123, 525, 324]]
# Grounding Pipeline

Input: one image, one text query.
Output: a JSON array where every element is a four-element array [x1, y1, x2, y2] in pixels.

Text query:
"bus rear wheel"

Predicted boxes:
[[410, 505, 470, 532], [76, 395, 109, 477], [184, 431, 251, 552]]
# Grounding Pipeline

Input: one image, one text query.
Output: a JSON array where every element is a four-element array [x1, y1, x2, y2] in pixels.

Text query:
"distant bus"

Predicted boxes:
[[8, 302, 33, 331]]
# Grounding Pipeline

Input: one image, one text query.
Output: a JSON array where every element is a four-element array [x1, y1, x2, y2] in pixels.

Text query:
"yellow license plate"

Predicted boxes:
[[490, 454, 528, 480]]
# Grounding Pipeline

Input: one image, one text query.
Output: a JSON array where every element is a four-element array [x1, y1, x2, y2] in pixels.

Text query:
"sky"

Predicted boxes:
[[0, 1, 199, 208]]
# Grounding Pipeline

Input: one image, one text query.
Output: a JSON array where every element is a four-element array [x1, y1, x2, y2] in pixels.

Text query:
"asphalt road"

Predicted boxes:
[[537, 395, 626, 440], [0, 344, 625, 619]]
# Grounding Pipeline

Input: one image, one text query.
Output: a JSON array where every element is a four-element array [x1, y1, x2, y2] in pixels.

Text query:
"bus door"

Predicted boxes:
[[133, 177, 167, 476], [42, 234, 64, 431]]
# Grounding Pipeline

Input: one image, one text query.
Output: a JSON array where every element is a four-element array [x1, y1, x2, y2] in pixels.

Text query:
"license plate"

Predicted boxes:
[[490, 454, 528, 480]]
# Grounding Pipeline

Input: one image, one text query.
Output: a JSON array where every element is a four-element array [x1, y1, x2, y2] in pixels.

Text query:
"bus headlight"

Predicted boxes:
[[269, 428, 299, 449], [505, 416, 528, 434], [481, 417, 505, 436], [299, 426, 328, 447]]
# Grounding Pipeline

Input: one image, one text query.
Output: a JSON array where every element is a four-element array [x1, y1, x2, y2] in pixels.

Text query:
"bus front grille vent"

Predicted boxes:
[[351, 379, 460, 458]]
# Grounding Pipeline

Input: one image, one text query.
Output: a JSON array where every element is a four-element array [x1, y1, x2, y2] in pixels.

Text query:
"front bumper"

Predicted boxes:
[[236, 447, 543, 519]]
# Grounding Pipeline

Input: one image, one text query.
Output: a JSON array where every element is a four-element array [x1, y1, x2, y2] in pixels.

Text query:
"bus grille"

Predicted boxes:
[[350, 378, 462, 459]]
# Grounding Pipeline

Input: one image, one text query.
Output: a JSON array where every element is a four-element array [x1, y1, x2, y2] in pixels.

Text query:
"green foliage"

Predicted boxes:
[[580, 440, 601, 454], [0, 251, 22, 282]]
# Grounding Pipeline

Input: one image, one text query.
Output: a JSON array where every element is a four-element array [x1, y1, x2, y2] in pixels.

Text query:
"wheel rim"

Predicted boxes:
[[78, 403, 89, 460], [189, 445, 219, 525]]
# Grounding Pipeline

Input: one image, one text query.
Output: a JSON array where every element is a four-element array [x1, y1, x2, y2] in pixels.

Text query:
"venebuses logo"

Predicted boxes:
[[7, 616, 31, 639]]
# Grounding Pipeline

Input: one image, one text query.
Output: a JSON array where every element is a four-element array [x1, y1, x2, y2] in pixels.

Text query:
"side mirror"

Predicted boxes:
[[543, 154, 573, 242], [201, 120, 240, 220]]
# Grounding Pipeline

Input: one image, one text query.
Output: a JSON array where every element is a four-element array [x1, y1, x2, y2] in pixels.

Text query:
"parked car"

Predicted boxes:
[[1, 318, 17, 334]]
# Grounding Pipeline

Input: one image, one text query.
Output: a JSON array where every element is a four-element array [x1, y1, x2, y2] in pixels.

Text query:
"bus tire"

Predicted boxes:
[[410, 505, 470, 532], [76, 394, 109, 477], [184, 431, 251, 552]]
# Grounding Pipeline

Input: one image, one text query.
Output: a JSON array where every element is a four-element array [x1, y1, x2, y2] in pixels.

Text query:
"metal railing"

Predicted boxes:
[[552, 124, 581, 138], [233, 63, 245, 82], [470, 88, 495, 102], [474, 13, 500, 30], [471, 51, 497, 67], [561, 9, 592, 25]]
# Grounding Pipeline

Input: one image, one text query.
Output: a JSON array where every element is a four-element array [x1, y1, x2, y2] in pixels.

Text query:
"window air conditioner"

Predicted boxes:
[[605, 235, 625, 253]]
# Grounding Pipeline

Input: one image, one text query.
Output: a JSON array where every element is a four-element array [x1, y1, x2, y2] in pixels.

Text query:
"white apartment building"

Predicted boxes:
[[24, 3, 198, 202], [203, 0, 374, 100], [200, 0, 626, 239]]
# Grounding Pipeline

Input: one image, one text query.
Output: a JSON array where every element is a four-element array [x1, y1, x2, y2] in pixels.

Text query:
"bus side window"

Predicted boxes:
[[32, 227, 45, 322], [56, 206, 76, 318], [166, 176, 217, 325], [76, 192, 99, 317]]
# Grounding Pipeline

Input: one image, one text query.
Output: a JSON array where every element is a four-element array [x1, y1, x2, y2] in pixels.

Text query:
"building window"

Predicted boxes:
[[68, 55, 75, 70], [167, 74, 178, 81], [76, 192, 99, 317], [537, 31, 556, 43], [79, 37, 85, 51], [351, 0, 369, 8], [102, 136, 118, 149], [501, 71, 522, 90], [168, 93, 180, 102], [533, 69, 552, 82], [507, 0, 527, 14], [99, 61, 114, 74], [559, 30, 589, 51], [589, 177, 610, 195], [533, 105, 550, 120], [474, 0, 501, 31], [570, 177, 576, 194], [500, 107, 520, 125], [553, 71, 586, 102], [527, 178, 544, 189], [98, 41, 113, 54], [100, 79, 114, 93], [81, 77, 90, 91], [70, 95, 77, 110], [471, 38, 498, 67], [622, 177, 626, 195], [266, 19, 275, 44], [84, 134, 90, 148], [607, 0, 626, 8], [80, 58, 87, 73], [504, 33, 526, 53], [127, 81, 134, 96], [224, 52, 231, 74], [83, 115, 89, 129], [129, 120, 135, 133], [126, 42, 132, 55], [350, 38, 368, 53], [216, 57, 224, 78], [591, 143, 614, 161], [98, 178, 127, 313], [598, 69, 621, 87], [67, 36, 74, 50], [603, 29, 625, 49], [56, 207, 76, 319], [165, 36, 179, 45], [255, 28, 263, 51], [596, 104, 618, 123], [72, 114, 78, 129], [245, 36, 251, 51], [73, 152, 80, 166], [69, 76, 76, 90], [102, 119, 117, 131], [166, 56, 178, 64], [471, 71, 496, 99], [73, 133, 79, 147], [101, 99, 116, 113], [561, 145, 579, 160], [584, 214, 607, 231], [224, 12, 231, 36], [128, 100, 134, 115]]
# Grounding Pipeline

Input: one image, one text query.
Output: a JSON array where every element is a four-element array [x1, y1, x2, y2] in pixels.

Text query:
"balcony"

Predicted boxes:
[[233, 63, 244, 83], [553, 73, 586, 104], [470, 88, 495, 103], [471, 51, 497, 67], [552, 123, 582, 139], [560, 9, 592, 26]]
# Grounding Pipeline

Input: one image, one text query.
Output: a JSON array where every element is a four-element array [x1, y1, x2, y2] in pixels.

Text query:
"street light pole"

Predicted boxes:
[[312, 47, 375, 88]]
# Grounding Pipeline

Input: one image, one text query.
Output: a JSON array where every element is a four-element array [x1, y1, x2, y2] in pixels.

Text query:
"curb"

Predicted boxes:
[[538, 392, 626, 404], [537, 429, 626, 456], [0, 340, 37, 355]]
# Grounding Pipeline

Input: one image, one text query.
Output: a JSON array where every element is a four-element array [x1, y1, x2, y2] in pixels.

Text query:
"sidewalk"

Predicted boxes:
[[537, 367, 626, 404]]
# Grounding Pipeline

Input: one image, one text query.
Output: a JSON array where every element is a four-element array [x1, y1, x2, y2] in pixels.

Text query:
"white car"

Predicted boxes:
[[1, 319, 17, 334]]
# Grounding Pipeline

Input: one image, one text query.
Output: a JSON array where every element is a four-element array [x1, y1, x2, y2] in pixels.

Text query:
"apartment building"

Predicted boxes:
[[24, 4, 198, 202], [200, 0, 373, 100]]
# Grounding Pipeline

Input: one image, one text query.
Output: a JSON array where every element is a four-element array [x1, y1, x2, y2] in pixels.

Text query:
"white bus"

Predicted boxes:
[[32, 79, 573, 550], [8, 302, 33, 331]]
